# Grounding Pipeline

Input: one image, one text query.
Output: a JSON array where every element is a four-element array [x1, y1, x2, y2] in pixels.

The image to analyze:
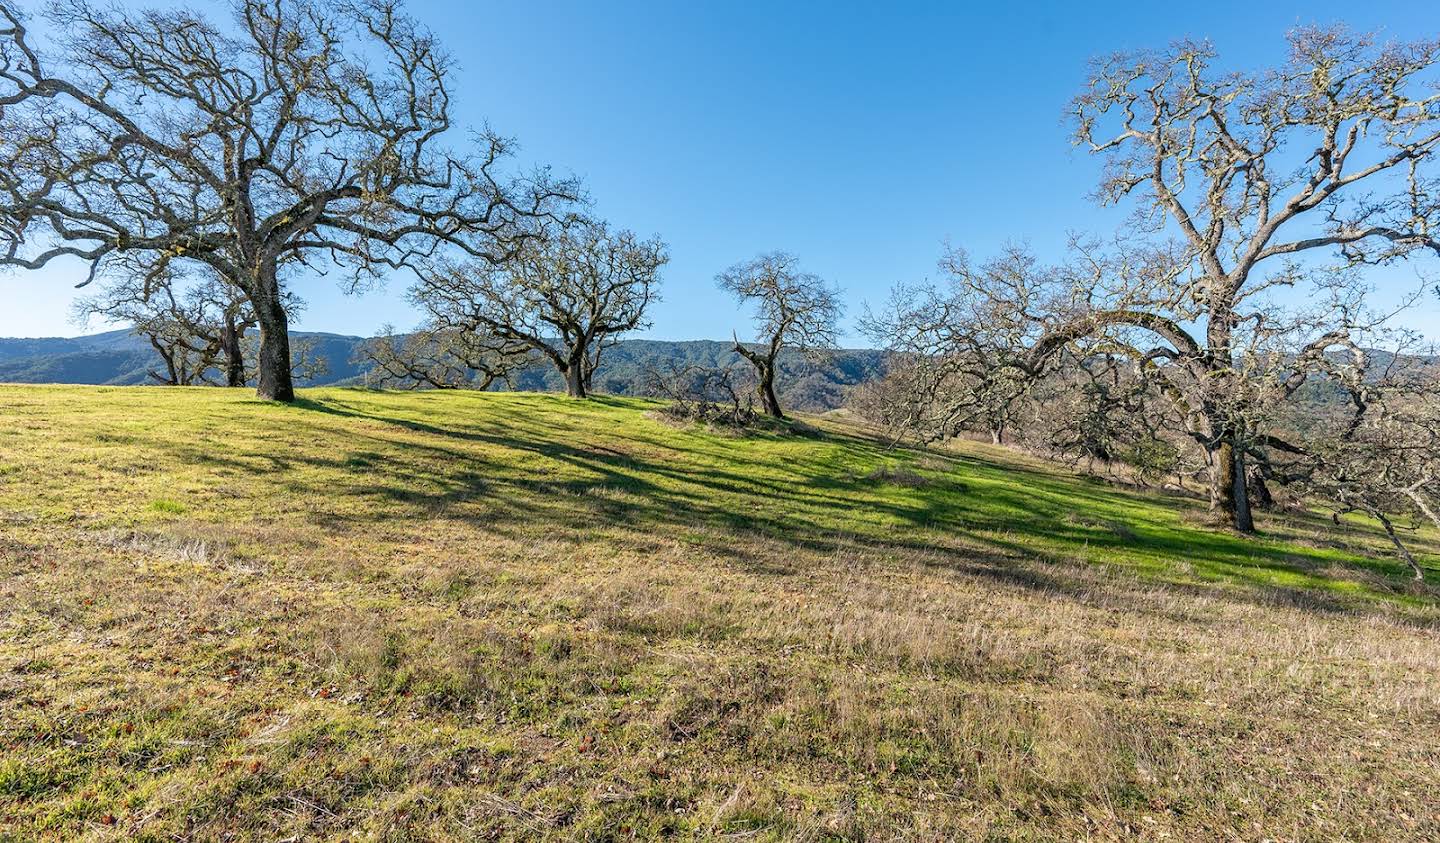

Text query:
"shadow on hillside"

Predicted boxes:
[[160, 392, 1436, 619]]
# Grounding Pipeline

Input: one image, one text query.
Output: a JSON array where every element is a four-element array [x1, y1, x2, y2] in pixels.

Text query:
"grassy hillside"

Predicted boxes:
[[1, 385, 1437, 840]]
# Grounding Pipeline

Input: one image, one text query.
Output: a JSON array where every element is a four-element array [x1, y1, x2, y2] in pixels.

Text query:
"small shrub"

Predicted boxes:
[[864, 466, 931, 488], [642, 364, 758, 427]]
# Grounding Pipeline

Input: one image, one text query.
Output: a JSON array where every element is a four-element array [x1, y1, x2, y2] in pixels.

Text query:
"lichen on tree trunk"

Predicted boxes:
[[1212, 440, 1255, 533]]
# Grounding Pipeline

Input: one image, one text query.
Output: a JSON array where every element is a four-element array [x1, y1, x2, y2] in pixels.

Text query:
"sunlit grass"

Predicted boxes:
[[1, 385, 1437, 839], [5, 385, 1430, 595]]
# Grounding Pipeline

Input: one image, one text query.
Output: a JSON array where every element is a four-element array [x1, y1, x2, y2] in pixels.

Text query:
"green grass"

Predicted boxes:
[[7, 385, 1428, 596], [1, 385, 1438, 840]]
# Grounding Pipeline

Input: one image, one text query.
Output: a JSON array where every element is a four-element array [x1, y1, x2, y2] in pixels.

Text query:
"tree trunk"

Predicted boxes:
[[563, 356, 587, 398], [1215, 438, 1261, 530], [758, 365, 783, 419], [221, 314, 246, 387], [1231, 446, 1254, 532], [1213, 440, 1255, 533], [253, 278, 294, 402], [1376, 511, 1425, 581], [148, 336, 180, 385], [990, 426, 1004, 445], [733, 341, 784, 419], [1247, 465, 1274, 510], [584, 342, 603, 391]]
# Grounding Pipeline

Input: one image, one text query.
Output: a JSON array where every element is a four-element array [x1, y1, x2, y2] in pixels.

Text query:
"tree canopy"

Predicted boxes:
[[0, 0, 575, 401]]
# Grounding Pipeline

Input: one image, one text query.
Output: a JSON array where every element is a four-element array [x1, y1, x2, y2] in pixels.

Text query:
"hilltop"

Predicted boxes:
[[0, 386, 1437, 840]]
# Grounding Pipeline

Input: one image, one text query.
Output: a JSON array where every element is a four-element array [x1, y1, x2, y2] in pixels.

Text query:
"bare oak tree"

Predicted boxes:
[[357, 324, 533, 390], [1056, 27, 1440, 531], [410, 220, 666, 398], [861, 246, 1049, 444], [717, 252, 843, 419], [866, 233, 1433, 537], [74, 267, 260, 386], [1273, 340, 1440, 580], [0, 0, 573, 402]]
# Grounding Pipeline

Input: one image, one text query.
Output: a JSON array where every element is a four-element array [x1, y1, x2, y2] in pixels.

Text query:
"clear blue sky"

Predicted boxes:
[[3, 0, 1438, 342]]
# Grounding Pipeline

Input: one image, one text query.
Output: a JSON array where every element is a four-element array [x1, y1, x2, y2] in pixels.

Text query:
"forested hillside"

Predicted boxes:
[[0, 331, 885, 411], [0, 331, 366, 387]]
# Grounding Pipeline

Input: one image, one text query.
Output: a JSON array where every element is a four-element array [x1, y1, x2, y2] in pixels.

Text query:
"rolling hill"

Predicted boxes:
[[0, 385, 1436, 840]]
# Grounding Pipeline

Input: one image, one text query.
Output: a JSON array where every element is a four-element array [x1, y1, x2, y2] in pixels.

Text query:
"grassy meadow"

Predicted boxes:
[[1, 384, 1438, 840]]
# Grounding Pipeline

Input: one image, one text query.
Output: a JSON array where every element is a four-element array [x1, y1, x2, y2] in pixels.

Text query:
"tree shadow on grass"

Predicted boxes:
[[194, 391, 1437, 619]]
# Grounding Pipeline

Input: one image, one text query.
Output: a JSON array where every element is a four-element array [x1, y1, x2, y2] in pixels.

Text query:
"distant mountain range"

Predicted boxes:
[[0, 329, 887, 411]]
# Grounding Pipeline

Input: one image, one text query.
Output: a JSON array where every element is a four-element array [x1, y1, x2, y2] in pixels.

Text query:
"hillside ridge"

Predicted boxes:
[[0, 331, 885, 410]]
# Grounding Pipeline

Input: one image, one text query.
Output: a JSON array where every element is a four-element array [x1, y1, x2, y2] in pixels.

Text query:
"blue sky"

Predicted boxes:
[[3, 0, 1438, 342]]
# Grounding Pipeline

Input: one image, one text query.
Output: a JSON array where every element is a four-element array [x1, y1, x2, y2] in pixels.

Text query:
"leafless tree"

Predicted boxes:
[[356, 324, 533, 390], [717, 252, 843, 419], [861, 246, 1051, 444], [410, 220, 666, 398], [860, 251, 1195, 484], [1262, 337, 1440, 580], [1045, 27, 1440, 531], [230, 330, 325, 384], [0, 0, 575, 402], [1022, 351, 1189, 485], [865, 230, 1434, 535], [847, 355, 940, 447], [74, 267, 259, 386]]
